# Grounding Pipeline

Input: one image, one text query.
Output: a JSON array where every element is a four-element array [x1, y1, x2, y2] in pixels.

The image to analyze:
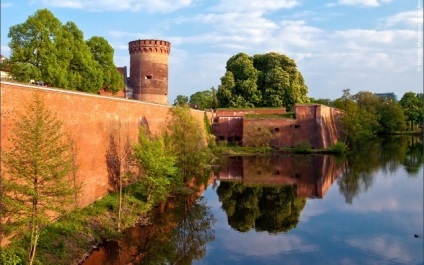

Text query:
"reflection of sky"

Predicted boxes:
[[194, 165, 423, 265]]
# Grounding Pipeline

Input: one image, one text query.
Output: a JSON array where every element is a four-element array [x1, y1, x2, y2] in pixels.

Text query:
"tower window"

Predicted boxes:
[[145, 75, 152, 79]]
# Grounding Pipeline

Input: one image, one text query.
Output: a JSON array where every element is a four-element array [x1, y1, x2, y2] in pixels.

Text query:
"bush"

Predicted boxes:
[[293, 142, 312, 153], [328, 142, 347, 154]]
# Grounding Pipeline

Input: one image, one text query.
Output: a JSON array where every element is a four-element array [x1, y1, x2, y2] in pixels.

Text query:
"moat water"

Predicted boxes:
[[83, 135, 423, 265]]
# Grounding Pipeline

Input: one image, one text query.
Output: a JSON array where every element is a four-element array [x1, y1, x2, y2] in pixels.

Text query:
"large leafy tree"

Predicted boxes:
[[1, 93, 79, 265], [8, 9, 69, 86], [173, 95, 189, 106], [399, 92, 424, 130], [189, 89, 214, 110], [376, 98, 406, 134], [86, 36, 124, 93], [7, 9, 121, 94], [337, 89, 380, 145], [216, 52, 309, 110], [63, 21, 103, 93]]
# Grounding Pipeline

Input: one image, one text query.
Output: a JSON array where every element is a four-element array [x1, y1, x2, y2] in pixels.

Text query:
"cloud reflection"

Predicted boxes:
[[346, 235, 421, 264], [221, 232, 317, 257]]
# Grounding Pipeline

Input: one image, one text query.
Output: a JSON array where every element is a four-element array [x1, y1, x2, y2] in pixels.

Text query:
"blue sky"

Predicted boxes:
[[1, 0, 423, 104]]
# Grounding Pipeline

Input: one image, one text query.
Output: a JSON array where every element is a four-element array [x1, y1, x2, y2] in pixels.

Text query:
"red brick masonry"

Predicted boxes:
[[0, 82, 209, 206]]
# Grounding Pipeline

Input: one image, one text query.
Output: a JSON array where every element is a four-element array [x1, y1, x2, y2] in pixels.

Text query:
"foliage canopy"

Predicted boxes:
[[216, 52, 309, 110], [7, 9, 123, 94]]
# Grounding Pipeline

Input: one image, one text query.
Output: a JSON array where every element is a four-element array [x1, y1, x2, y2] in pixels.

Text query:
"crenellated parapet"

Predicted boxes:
[[128, 39, 171, 104], [128, 39, 171, 55]]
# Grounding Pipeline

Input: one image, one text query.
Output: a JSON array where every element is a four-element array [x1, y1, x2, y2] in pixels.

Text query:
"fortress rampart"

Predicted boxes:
[[0, 82, 209, 207]]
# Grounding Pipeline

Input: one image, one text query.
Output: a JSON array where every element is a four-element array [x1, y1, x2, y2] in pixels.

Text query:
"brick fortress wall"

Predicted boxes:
[[212, 105, 342, 149], [0, 82, 210, 207]]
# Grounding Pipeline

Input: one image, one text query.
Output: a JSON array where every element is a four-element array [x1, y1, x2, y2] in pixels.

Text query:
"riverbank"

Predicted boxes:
[[222, 142, 347, 156], [1, 181, 208, 265], [1, 190, 149, 264]]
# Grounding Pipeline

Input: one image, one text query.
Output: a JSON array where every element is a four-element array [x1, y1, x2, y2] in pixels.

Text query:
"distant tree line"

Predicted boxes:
[[310, 90, 423, 145], [6, 9, 124, 94]]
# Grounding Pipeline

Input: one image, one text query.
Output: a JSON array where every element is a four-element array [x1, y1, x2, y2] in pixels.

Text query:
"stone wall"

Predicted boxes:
[[0, 82, 209, 207], [212, 108, 287, 144], [240, 104, 342, 149]]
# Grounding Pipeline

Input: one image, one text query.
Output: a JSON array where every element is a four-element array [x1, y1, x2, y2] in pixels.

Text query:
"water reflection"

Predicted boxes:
[[216, 155, 345, 233], [338, 136, 423, 203], [82, 191, 215, 265], [83, 136, 423, 264], [217, 155, 345, 199]]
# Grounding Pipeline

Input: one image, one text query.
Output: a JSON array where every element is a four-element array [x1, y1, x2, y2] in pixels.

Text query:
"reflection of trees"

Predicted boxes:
[[403, 137, 423, 175], [138, 196, 215, 265], [337, 136, 423, 203], [217, 182, 306, 233]]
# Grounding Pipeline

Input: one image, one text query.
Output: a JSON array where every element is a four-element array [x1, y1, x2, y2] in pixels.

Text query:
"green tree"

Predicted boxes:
[[376, 98, 406, 134], [63, 21, 104, 93], [217, 52, 309, 110], [399, 92, 424, 130], [254, 52, 309, 109], [338, 89, 379, 145], [1, 93, 79, 265], [174, 95, 189, 106], [132, 126, 177, 206], [354, 91, 380, 113], [216, 71, 235, 108], [164, 106, 213, 183], [8, 9, 69, 85], [309, 98, 333, 106], [8, 9, 121, 94], [86, 36, 124, 94], [189, 90, 213, 110]]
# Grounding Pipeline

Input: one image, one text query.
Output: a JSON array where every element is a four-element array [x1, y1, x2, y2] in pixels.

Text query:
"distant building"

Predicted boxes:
[[211, 104, 343, 149], [375, 92, 398, 101], [0, 54, 12, 80]]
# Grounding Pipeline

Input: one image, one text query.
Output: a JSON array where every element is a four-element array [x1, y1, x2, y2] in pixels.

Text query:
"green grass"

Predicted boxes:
[[217, 107, 285, 111], [244, 112, 295, 119], [1, 187, 151, 265]]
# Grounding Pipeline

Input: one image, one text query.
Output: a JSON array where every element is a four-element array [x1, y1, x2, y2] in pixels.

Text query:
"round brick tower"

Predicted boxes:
[[128, 39, 171, 104]]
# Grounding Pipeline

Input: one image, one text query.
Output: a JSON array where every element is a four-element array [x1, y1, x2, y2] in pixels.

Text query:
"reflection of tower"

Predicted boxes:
[[128, 39, 171, 104]]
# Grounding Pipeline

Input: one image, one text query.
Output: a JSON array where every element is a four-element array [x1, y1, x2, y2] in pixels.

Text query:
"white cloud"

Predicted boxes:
[[330, 0, 392, 7], [1, 2, 13, 8], [211, 0, 299, 13], [40, 0, 193, 13], [382, 10, 424, 27], [105, 4, 422, 101], [193, 12, 278, 37]]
